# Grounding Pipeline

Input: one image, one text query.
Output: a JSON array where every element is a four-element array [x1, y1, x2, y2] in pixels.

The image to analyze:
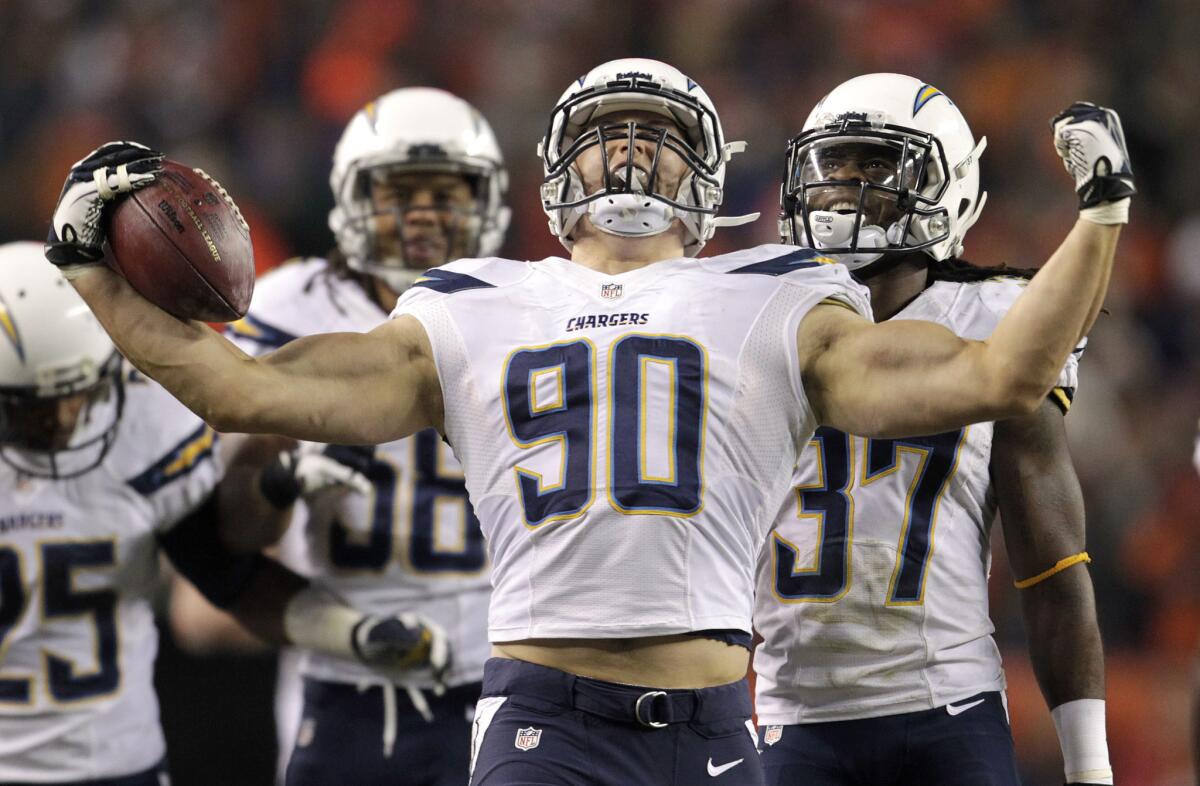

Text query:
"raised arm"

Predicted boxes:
[[800, 102, 1133, 439], [70, 267, 440, 443], [801, 219, 1117, 438], [43, 143, 440, 444]]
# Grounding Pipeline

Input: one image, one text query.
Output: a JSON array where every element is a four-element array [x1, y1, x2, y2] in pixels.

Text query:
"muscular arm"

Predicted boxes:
[[801, 219, 1119, 437], [68, 267, 441, 443], [992, 399, 1104, 708]]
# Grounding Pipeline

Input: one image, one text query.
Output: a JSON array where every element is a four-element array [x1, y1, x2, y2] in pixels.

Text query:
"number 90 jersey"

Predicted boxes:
[[228, 259, 490, 689], [391, 246, 871, 642], [0, 374, 219, 781], [753, 276, 1083, 724]]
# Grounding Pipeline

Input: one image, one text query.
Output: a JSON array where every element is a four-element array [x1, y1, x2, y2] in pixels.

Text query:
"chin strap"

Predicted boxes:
[[711, 213, 760, 228]]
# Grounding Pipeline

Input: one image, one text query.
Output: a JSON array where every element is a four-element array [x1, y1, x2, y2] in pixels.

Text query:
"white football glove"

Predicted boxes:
[[1052, 103, 1136, 222], [45, 141, 164, 269], [258, 444, 373, 509], [352, 612, 452, 691]]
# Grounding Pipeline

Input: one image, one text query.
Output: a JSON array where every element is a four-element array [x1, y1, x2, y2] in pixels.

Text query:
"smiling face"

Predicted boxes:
[[367, 169, 480, 270], [797, 139, 924, 228]]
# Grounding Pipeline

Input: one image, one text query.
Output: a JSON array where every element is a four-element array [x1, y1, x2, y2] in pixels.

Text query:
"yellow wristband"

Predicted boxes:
[[1014, 551, 1091, 589]]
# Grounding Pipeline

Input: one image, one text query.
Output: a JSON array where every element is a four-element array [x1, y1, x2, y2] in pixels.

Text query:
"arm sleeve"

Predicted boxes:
[[158, 492, 268, 609]]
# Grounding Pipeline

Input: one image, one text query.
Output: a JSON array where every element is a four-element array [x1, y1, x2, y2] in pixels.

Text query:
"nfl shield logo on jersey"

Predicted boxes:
[[763, 725, 783, 746], [515, 726, 542, 751], [600, 282, 623, 299]]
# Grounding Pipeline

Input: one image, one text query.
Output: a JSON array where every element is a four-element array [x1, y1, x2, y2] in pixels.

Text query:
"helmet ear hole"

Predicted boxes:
[[958, 198, 971, 218]]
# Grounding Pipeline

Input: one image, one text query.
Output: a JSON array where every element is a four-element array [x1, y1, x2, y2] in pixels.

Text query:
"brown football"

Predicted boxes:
[[106, 160, 254, 322]]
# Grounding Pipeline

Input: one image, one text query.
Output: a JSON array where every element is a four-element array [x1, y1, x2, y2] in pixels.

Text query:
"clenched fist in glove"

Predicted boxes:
[[1052, 103, 1135, 224], [45, 141, 163, 271]]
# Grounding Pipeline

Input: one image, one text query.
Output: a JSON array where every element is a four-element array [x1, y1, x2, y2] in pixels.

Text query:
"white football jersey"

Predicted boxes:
[[0, 373, 220, 781], [391, 246, 871, 641], [229, 258, 490, 688], [753, 276, 1083, 724]]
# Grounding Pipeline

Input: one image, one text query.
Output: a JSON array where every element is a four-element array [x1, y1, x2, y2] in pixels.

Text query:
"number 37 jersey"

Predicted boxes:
[[392, 246, 871, 642], [753, 276, 1083, 724]]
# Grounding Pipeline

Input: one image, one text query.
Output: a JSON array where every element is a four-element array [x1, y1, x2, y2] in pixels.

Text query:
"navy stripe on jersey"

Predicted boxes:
[[127, 423, 217, 495], [226, 313, 299, 349], [728, 248, 837, 277], [411, 268, 495, 294]]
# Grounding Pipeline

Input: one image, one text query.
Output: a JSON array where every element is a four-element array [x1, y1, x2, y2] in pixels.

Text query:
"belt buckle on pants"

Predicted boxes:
[[635, 690, 670, 728]]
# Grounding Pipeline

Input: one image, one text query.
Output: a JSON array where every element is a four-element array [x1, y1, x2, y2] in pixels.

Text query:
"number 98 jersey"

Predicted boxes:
[[0, 373, 220, 781], [391, 246, 871, 642], [228, 259, 490, 689], [753, 276, 1083, 724]]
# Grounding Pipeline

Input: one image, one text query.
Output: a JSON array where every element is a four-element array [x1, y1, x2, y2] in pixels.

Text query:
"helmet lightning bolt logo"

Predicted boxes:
[[912, 84, 946, 117], [0, 292, 24, 363]]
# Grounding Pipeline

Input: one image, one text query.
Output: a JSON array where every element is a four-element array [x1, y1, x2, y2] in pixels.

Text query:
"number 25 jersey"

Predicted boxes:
[[0, 376, 219, 781], [753, 276, 1083, 724], [392, 246, 871, 642]]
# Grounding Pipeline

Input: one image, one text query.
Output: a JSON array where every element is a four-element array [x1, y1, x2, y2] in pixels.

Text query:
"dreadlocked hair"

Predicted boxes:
[[323, 246, 357, 280], [928, 257, 1039, 283]]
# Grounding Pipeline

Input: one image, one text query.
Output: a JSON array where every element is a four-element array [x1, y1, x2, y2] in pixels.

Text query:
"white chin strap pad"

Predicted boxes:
[[587, 193, 676, 237]]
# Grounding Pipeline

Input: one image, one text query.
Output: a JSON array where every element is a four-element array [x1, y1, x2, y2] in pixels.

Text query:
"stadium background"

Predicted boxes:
[[1, 0, 1197, 782]]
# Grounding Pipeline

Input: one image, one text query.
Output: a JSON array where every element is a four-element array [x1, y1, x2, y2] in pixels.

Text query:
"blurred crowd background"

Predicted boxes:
[[1, 0, 1197, 783]]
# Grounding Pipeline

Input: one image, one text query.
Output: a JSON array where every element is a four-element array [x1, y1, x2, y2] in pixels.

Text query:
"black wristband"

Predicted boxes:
[[258, 452, 301, 510]]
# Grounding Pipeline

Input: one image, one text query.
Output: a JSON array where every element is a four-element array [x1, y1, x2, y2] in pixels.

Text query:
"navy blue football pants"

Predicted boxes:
[[758, 691, 1020, 786], [469, 658, 764, 785], [284, 677, 480, 786]]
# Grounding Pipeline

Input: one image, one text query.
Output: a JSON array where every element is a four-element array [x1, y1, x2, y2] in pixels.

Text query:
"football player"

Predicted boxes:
[[0, 243, 444, 785], [219, 87, 507, 786], [43, 58, 1132, 786], [753, 74, 1117, 786]]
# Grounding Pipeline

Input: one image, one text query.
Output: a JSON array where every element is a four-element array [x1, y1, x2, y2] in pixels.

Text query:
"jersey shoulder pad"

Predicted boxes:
[[707, 244, 873, 319], [702, 244, 842, 278], [392, 257, 528, 316], [916, 277, 1025, 339], [112, 375, 218, 497]]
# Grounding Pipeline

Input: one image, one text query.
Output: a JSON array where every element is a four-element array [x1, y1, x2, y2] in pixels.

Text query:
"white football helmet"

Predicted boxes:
[[329, 87, 511, 291], [779, 73, 988, 270], [0, 242, 122, 477], [539, 58, 757, 255]]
